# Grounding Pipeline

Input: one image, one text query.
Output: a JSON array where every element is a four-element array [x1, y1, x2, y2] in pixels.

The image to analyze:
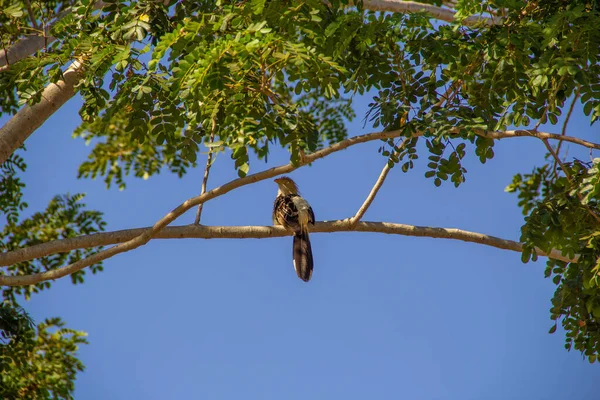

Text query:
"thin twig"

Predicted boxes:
[[554, 89, 580, 163], [534, 75, 567, 132], [476, 129, 600, 150], [541, 138, 600, 224], [350, 138, 411, 226], [23, 0, 40, 30], [194, 118, 217, 225], [435, 81, 461, 108], [542, 138, 572, 181], [1, 42, 9, 69], [349, 61, 416, 227]]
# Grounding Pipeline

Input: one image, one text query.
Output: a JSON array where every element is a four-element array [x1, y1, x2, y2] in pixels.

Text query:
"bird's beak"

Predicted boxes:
[[274, 178, 281, 183]]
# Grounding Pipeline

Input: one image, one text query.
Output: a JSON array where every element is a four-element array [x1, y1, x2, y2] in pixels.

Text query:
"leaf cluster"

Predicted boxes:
[[0, 316, 87, 400], [1, 193, 106, 302], [509, 159, 600, 362]]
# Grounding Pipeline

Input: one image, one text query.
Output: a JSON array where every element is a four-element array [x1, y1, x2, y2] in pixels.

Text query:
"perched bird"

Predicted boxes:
[[273, 176, 315, 282]]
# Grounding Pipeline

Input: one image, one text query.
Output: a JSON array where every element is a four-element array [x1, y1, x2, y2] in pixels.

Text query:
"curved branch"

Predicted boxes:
[[0, 128, 403, 287], [0, 220, 573, 274]]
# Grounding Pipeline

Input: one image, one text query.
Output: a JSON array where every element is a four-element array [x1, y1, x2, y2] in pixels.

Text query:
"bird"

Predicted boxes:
[[273, 176, 315, 282]]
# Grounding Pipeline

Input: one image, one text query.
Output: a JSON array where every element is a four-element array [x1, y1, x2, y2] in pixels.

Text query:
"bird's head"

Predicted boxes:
[[274, 176, 300, 195]]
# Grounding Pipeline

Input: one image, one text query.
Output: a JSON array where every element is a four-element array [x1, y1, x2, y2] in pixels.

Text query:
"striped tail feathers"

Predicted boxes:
[[293, 230, 313, 282]]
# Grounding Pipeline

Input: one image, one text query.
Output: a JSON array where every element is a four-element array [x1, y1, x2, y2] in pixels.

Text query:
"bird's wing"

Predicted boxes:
[[291, 195, 313, 231], [273, 195, 300, 229]]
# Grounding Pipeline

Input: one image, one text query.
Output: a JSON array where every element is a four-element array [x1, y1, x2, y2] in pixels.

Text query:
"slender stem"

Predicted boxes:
[[542, 138, 572, 181], [555, 90, 580, 161], [350, 138, 411, 225], [541, 138, 600, 224], [194, 118, 217, 225], [534, 75, 567, 131], [476, 129, 600, 150], [23, 0, 40, 30]]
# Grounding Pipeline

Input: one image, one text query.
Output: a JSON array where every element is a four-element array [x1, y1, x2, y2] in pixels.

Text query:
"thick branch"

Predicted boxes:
[[0, 60, 83, 164], [0, 36, 55, 70], [0, 221, 574, 271], [0, 128, 404, 287]]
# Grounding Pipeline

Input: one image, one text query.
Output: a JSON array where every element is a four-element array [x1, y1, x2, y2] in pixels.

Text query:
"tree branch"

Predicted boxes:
[[541, 138, 600, 224], [23, 0, 40, 30], [194, 117, 217, 225], [555, 89, 580, 161], [0, 60, 84, 164], [0, 221, 574, 271], [0, 36, 54, 70], [0, 128, 404, 287], [474, 129, 600, 151], [359, 0, 501, 26]]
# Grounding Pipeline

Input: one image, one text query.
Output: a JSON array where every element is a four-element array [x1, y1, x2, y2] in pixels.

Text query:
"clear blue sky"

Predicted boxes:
[[3, 87, 598, 398]]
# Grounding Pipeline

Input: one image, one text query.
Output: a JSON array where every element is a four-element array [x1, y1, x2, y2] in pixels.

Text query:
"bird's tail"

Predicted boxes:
[[293, 231, 313, 282]]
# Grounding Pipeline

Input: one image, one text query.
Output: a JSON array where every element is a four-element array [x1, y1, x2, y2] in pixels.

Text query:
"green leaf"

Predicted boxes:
[[238, 163, 250, 177]]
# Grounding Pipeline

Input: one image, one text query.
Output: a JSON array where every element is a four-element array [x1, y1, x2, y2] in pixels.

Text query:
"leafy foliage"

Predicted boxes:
[[0, 316, 87, 400], [0, 303, 35, 344], [507, 159, 600, 362], [0, 152, 99, 396], [0, 193, 106, 302], [0, 153, 28, 225]]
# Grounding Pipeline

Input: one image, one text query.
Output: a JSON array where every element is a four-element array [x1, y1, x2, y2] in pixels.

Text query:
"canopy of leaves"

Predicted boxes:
[[2, 0, 600, 382]]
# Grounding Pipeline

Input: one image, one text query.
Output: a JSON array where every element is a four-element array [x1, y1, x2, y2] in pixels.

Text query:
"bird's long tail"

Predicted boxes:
[[293, 231, 313, 282]]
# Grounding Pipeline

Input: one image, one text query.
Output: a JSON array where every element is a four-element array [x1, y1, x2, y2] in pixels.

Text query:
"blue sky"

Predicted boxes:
[[2, 87, 599, 398]]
